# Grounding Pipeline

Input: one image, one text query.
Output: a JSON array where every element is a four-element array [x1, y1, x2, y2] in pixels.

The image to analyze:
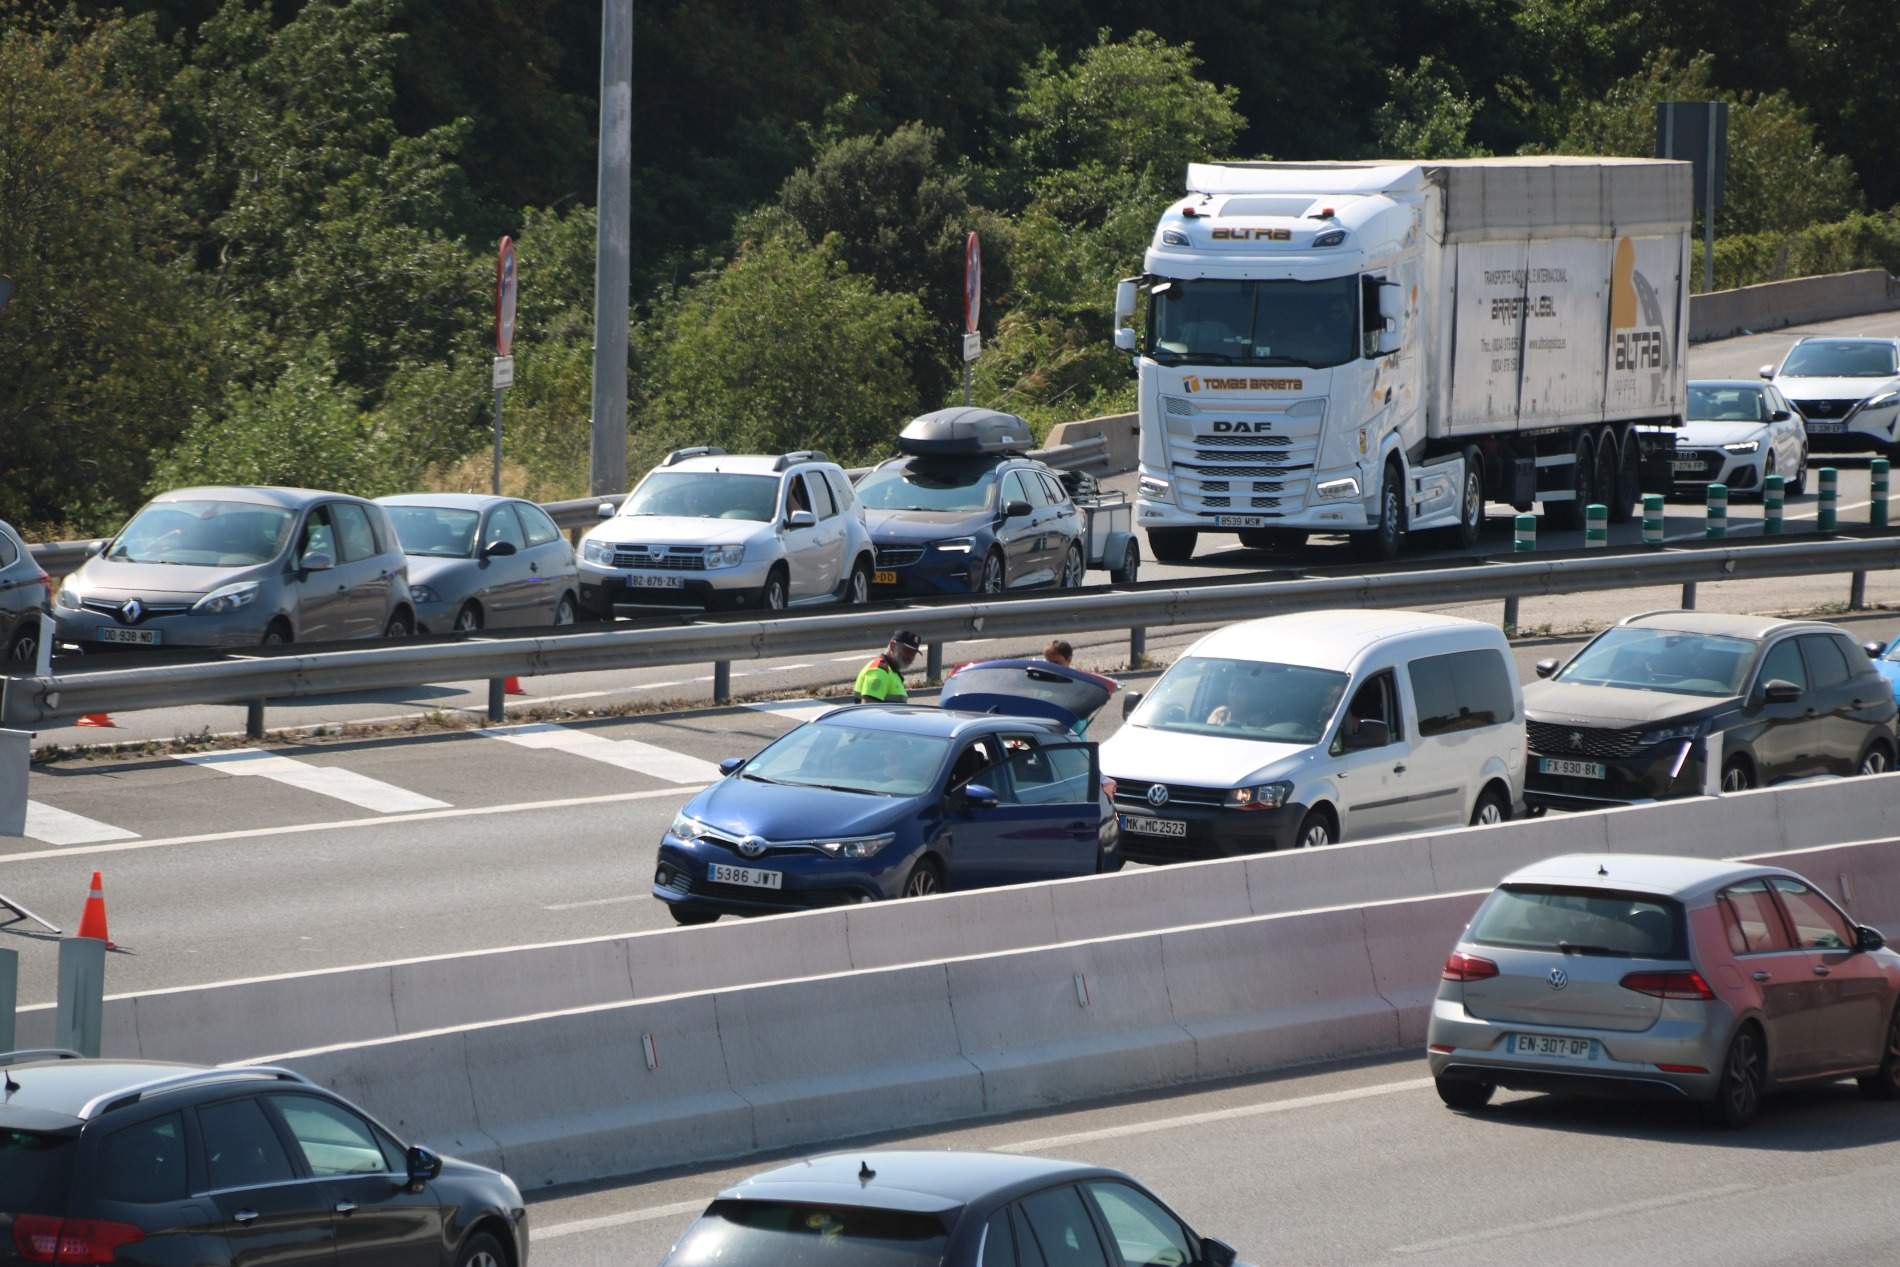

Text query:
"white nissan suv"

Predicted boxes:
[[576, 448, 876, 615], [1765, 336, 1900, 460]]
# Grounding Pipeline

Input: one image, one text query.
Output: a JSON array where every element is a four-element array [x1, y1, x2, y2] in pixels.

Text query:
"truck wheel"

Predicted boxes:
[[1109, 540, 1141, 585], [1546, 433, 1594, 530], [1350, 462, 1405, 562], [1449, 452, 1484, 551], [1147, 528, 1196, 564], [1609, 429, 1642, 522]]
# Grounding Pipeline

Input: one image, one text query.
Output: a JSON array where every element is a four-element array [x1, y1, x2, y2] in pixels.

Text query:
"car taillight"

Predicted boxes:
[[1442, 951, 1498, 982], [1620, 970, 1716, 1000], [12, 1215, 146, 1264]]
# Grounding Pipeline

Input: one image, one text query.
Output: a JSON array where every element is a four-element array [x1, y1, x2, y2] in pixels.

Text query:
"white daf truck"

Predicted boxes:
[[1114, 157, 1692, 562]]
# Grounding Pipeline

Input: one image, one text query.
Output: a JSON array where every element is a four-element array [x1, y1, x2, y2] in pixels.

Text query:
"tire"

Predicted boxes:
[[1546, 433, 1594, 530], [1707, 1025, 1765, 1128], [6, 626, 38, 668], [757, 568, 788, 612], [1058, 543, 1085, 590], [1449, 452, 1483, 550], [1755, 453, 1775, 503], [1435, 1075, 1495, 1111], [1856, 1001, 1900, 1100], [902, 857, 943, 898], [1859, 741, 1893, 777], [979, 550, 1006, 594], [382, 610, 413, 639], [1469, 785, 1511, 827], [1790, 452, 1808, 498], [1238, 528, 1308, 551], [454, 602, 483, 633], [1720, 757, 1754, 794], [261, 620, 292, 647], [1350, 462, 1405, 563], [666, 906, 718, 927], [1109, 541, 1141, 585], [1593, 430, 1619, 515], [845, 558, 872, 605], [454, 1232, 508, 1267], [1610, 428, 1642, 523], [1294, 807, 1336, 849], [553, 593, 577, 626], [1147, 528, 1196, 564]]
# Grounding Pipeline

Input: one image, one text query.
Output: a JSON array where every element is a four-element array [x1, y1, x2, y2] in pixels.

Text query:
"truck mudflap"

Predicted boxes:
[[1634, 428, 1679, 493]]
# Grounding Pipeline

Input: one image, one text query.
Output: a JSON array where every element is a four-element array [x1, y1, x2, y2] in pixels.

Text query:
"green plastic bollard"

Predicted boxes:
[[1873, 458, 1890, 530], [1705, 483, 1728, 539], [1513, 513, 1536, 553], [1762, 475, 1784, 536], [1585, 503, 1607, 548], [1641, 494, 1664, 546], [1819, 467, 1838, 533]]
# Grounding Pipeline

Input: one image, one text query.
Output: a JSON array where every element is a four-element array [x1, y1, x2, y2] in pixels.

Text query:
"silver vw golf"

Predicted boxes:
[[1427, 854, 1900, 1127]]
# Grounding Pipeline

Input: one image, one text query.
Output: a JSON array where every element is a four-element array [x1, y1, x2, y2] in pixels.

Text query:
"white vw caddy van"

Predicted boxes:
[[1102, 610, 1525, 862]]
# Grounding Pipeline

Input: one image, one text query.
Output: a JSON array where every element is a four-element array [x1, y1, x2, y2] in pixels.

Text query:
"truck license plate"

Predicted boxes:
[[1122, 814, 1187, 837], [97, 627, 161, 645], [1214, 515, 1267, 528], [709, 863, 782, 889], [1539, 757, 1606, 779]]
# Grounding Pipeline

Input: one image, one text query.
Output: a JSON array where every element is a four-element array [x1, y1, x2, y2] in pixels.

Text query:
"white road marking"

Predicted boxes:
[[534, 1198, 710, 1242], [542, 893, 647, 912], [176, 749, 449, 813], [0, 786, 705, 866], [482, 722, 721, 783], [741, 698, 848, 725], [19, 802, 139, 846], [1389, 1182, 1757, 1255]]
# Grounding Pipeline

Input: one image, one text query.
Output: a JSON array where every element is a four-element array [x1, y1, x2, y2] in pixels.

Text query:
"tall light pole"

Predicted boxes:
[[589, 0, 632, 497]]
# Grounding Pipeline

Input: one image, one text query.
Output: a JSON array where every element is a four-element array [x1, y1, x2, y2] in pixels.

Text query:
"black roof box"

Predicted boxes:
[[897, 408, 1033, 458]]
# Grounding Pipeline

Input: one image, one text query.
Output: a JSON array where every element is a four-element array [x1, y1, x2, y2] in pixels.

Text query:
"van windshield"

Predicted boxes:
[[1470, 884, 1686, 958], [1131, 655, 1348, 745]]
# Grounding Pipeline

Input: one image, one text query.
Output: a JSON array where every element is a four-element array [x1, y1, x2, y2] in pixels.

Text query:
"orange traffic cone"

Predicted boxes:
[[504, 677, 526, 696], [76, 871, 115, 949], [75, 713, 116, 728]]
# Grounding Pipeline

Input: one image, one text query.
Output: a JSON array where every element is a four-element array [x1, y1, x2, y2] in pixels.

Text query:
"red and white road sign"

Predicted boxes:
[[963, 232, 981, 335], [496, 236, 518, 357]]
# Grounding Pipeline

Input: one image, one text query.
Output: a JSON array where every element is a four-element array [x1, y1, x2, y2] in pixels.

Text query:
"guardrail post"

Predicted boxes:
[[55, 936, 106, 1058], [1502, 596, 1519, 637], [1584, 503, 1607, 548], [1850, 570, 1868, 611], [926, 641, 944, 685], [1819, 467, 1838, 533], [1705, 483, 1727, 539], [1130, 627, 1147, 669], [486, 678, 506, 723], [1681, 581, 1698, 610], [1513, 514, 1535, 553], [1762, 475, 1784, 536], [0, 946, 15, 1052], [713, 660, 731, 705], [1873, 459, 1890, 529], [0, 728, 27, 838], [245, 702, 266, 740], [36, 612, 53, 677], [1642, 495, 1664, 546]]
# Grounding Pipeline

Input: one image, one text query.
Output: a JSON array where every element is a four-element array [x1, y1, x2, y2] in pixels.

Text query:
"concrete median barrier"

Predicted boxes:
[[1359, 891, 1488, 1048], [283, 1029, 497, 1163]]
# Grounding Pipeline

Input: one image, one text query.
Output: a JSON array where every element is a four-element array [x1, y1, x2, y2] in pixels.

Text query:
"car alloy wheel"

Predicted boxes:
[[1720, 760, 1753, 793], [7, 629, 36, 665], [903, 859, 942, 898], [1296, 811, 1333, 849], [554, 595, 577, 626], [1859, 1005, 1900, 1099], [1861, 746, 1891, 776], [763, 575, 787, 611], [1471, 794, 1507, 826], [455, 603, 482, 632], [981, 552, 1005, 594], [384, 611, 413, 639], [1062, 545, 1084, 588], [849, 564, 870, 605], [1714, 1028, 1764, 1128], [455, 1234, 506, 1267]]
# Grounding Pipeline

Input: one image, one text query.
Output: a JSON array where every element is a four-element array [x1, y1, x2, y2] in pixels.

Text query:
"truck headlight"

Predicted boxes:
[[818, 832, 895, 859], [1138, 475, 1172, 501], [192, 581, 259, 615], [582, 539, 613, 565], [1161, 229, 1191, 247], [705, 544, 745, 569], [1316, 477, 1360, 501], [1224, 781, 1293, 811], [1721, 441, 1760, 454]]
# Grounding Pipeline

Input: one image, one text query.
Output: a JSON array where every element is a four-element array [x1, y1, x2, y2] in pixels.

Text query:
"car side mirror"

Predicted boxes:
[[786, 509, 817, 530], [1863, 641, 1885, 661], [405, 1145, 442, 1186], [1342, 718, 1390, 751], [718, 757, 744, 777], [1122, 689, 1143, 719], [1858, 925, 1886, 953], [482, 539, 517, 559], [1201, 1238, 1238, 1267], [962, 783, 999, 811], [1113, 326, 1137, 353], [1770, 409, 1792, 422], [1763, 679, 1802, 704], [596, 501, 616, 520], [300, 551, 334, 573], [1758, 364, 1775, 380], [86, 539, 108, 558], [1535, 658, 1560, 679], [1004, 500, 1033, 519]]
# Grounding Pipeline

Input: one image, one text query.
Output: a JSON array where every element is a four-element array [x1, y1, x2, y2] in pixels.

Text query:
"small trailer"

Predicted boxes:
[[1059, 470, 1140, 584]]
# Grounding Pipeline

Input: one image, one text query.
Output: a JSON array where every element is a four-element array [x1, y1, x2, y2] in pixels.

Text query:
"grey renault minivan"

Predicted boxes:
[[54, 487, 416, 649]]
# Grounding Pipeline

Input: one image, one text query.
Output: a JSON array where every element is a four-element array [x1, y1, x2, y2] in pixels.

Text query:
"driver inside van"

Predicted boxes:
[[1207, 675, 1272, 728]]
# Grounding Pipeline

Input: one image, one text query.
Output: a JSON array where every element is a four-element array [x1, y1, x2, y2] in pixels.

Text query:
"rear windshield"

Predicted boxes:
[[0, 1128, 76, 1213], [661, 1201, 949, 1266], [1470, 884, 1686, 959]]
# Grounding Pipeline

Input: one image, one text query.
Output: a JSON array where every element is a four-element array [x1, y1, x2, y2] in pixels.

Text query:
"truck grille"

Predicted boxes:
[[1193, 434, 1294, 448], [1182, 462, 1299, 477], [875, 546, 925, 568], [610, 546, 706, 571], [1527, 721, 1644, 759]]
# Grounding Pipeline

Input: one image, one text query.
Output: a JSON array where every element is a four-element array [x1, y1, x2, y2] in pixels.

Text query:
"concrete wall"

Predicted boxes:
[[1045, 412, 1138, 475], [21, 771, 1900, 1064], [1689, 268, 1900, 343]]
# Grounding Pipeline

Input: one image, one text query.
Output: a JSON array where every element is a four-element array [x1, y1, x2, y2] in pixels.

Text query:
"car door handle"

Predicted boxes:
[[1067, 820, 1090, 830], [530, 563, 539, 572], [1813, 964, 1831, 977], [1392, 764, 1407, 774], [334, 1201, 357, 1215], [1751, 970, 1772, 982], [233, 1209, 260, 1224]]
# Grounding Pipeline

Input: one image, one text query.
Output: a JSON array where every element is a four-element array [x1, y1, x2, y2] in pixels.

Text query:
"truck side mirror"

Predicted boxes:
[[1114, 327, 1137, 353], [1114, 278, 1138, 323], [1376, 282, 1404, 355]]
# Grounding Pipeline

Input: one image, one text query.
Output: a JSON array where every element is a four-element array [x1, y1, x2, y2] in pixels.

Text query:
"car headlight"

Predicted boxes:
[[817, 832, 895, 859], [932, 537, 976, 554], [582, 539, 613, 565], [1865, 391, 1898, 410], [669, 812, 705, 841], [1721, 441, 1760, 454], [1224, 781, 1293, 811], [1638, 721, 1706, 747], [409, 583, 441, 605], [1139, 475, 1172, 501], [1316, 477, 1361, 501], [705, 544, 745, 569], [192, 581, 259, 615], [55, 586, 82, 611]]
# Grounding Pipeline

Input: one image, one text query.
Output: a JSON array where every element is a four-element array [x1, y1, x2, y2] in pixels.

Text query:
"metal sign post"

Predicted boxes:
[[1656, 101, 1728, 292], [961, 231, 982, 405], [0, 276, 14, 316], [590, 0, 633, 498], [493, 236, 518, 495]]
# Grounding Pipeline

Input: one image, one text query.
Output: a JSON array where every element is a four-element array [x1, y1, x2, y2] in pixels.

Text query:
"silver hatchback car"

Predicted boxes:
[[1427, 853, 1900, 1127], [54, 486, 416, 649]]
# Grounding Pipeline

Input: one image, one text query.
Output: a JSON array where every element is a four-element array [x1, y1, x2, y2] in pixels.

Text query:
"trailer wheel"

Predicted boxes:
[[1609, 429, 1641, 522], [1109, 539, 1141, 585], [1593, 429, 1620, 519], [1546, 432, 1594, 531]]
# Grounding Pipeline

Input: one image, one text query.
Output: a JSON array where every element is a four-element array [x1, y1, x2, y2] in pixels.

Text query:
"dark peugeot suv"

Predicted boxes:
[[0, 1052, 526, 1267]]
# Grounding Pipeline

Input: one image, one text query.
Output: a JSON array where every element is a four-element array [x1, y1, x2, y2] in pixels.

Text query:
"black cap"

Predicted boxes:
[[891, 629, 922, 650]]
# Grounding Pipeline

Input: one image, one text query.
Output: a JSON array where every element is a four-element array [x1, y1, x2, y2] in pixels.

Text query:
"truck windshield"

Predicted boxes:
[[1148, 276, 1359, 369]]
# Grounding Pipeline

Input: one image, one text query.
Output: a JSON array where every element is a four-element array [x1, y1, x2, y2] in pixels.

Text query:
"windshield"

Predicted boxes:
[[741, 721, 951, 797], [623, 471, 778, 522], [383, 506, 479, 558], [1686, 385, 1767, 423], [1148, 275, 1358, 369], [855, 460, 998, 513], [662, 1202, 949, 1267], [1131, 655, 1349, 745], [107, 500, 296, 566], [1470, 884, 1686, 959], [1556, 627, 1755, 697], [1780, 341, 1898, 378]]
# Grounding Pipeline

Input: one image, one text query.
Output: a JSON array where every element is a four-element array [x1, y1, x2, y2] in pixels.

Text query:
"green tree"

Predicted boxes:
[[1372, 57, 1489, 157]]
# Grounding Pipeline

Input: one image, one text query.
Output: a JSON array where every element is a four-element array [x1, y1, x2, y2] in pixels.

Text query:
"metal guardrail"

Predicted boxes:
[[4, 534, 1897, 730], [24, 437, 1115, 577]]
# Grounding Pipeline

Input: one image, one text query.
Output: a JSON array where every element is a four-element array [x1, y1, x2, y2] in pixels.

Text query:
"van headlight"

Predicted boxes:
[[582, 539, 613, 564], [1316, 478, 1360, 501], [193, 582, 259, 615], [1138, 475, 1172, 501], [818, 832, 895, 859], [1224, 781, 1293, 810], [705, 544, 745, 569]]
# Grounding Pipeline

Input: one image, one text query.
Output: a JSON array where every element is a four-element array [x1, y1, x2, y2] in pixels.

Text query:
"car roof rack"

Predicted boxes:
[[77, 1066, 316, 1120], [0, 1048, 83, 1068], [775, 450, 831, 471], [663, 446, 728, 466]]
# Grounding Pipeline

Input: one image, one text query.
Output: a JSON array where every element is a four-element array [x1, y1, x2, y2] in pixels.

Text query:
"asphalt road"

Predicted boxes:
[[9, 609, 1900, 1008], [17, 312, 1900, 751], [521, 1050, 1900, 1266]]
